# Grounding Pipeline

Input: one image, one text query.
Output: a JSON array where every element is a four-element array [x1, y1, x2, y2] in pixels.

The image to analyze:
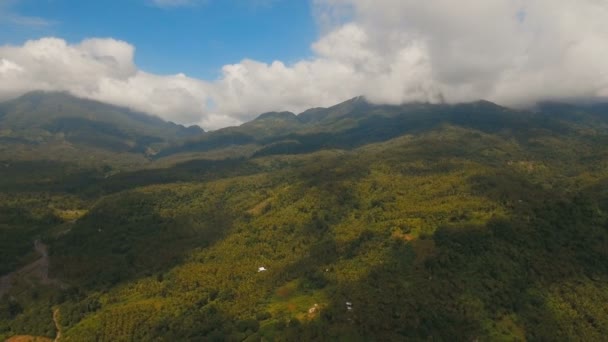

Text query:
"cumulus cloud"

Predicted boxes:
[[321, 0, 608, 106], [1, 0, 608, 130], [224, 0, 608, 109], [0, 38, 210, 124]]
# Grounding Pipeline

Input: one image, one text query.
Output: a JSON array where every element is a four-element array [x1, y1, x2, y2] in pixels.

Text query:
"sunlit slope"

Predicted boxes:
[[50, 123, 608, 341]]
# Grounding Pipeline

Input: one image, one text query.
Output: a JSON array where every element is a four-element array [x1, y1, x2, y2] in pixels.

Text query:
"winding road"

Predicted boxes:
[[53, 308, 62, 342]]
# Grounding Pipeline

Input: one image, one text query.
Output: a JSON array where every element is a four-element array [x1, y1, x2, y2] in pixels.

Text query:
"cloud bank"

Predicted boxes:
[[1, 0, 608, 130]]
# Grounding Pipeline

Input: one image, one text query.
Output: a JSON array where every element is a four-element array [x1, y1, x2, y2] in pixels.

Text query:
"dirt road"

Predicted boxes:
[[53, 308, 62, 342]]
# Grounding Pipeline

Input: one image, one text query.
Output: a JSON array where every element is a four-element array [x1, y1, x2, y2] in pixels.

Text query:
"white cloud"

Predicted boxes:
[[309, 0, 608, 106], [1, 0, 608, 130], [0, 38, 210, 125], [0, 58, 24, 73]]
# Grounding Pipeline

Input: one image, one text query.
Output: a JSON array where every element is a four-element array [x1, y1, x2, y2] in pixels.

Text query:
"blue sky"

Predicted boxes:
[[0, 0, 317, 79]]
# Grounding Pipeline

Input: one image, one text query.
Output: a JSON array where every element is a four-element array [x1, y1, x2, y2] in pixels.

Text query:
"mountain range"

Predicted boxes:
[[4, 91, 608, 162]]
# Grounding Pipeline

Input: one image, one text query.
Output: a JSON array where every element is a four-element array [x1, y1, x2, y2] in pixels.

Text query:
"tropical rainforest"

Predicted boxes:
[[1, 91, 608, 341]]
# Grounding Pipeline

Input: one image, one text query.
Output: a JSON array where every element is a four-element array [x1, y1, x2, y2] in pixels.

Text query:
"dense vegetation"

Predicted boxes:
[[1, 92, 608, 340]]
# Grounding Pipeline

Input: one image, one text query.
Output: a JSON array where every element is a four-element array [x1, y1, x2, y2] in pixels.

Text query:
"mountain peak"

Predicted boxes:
[[254, 111, 297, 121], [0, 90, 204, 154], [333, 95, 370, 108], [298, 96, 372, 123]]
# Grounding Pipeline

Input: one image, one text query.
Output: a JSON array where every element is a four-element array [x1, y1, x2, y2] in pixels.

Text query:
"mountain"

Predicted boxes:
[[158, 96, 592, 159], [2, 94, 608, 341], [0, 91, 203, 159], [297, 95, 372, 123]]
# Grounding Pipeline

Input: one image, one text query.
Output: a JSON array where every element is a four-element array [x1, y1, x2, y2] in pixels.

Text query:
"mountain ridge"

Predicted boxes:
[[5, 91, 608, 164], [0, 91, 203, 160]]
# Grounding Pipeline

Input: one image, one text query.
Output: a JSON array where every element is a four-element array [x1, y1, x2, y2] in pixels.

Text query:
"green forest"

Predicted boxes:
[[1, 93, 608, 341]]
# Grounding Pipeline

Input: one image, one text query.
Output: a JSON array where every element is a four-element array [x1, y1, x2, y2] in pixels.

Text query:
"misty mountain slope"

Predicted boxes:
[[0, 91, 203, 157]]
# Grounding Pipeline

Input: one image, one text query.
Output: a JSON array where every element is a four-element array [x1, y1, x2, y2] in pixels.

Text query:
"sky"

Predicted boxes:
[[0, 0, 317, 79], [1, 0, 608, 130]]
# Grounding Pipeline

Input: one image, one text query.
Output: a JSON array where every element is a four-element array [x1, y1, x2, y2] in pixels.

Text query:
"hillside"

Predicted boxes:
[[0, 91, 203, 166], [1, 95, 608, 341]]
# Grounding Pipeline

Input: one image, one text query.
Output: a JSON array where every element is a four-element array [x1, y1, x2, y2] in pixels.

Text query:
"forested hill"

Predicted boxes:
[[1, 93, 608, 341], [0, 91, 203, 165]]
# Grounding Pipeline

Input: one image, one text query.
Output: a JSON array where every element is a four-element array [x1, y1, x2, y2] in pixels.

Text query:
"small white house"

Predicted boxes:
[[258, 267, 267, 272]]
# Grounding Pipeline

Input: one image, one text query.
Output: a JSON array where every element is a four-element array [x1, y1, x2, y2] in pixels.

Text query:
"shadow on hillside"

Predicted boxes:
[[87, 158, 262, 195], [0, 160, 102, 193], [0, 158, 263, 197], [49, 190, 236, 292]]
